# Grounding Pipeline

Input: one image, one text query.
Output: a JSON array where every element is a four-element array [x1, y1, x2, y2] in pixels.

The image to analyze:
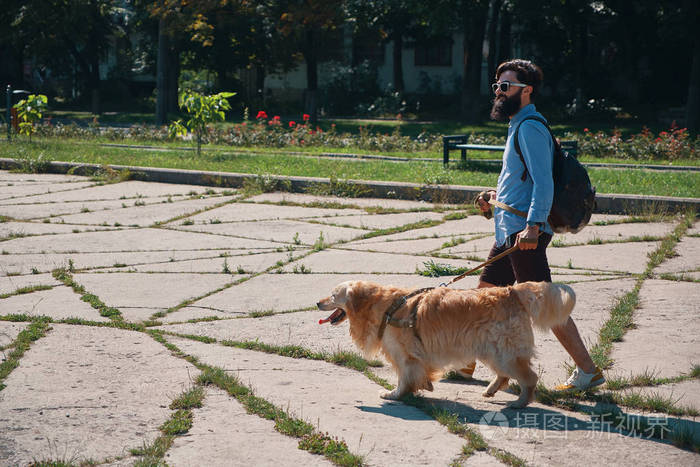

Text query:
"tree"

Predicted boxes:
[[273, 0, 346, 123], [347, 0, 426, 95], [5, 0, 124, 114], [170, 90, 235, 156]]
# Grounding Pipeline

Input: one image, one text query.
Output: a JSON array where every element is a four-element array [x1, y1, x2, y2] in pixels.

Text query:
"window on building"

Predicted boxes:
[[414, 37, 453, 67]]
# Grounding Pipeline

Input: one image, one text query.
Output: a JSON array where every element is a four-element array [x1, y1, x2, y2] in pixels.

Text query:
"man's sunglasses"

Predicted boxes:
[[492, 81, 528, 93]]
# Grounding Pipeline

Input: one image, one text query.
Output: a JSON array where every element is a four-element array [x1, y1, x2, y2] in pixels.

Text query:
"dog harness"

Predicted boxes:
[[377, 287, 434, 341]]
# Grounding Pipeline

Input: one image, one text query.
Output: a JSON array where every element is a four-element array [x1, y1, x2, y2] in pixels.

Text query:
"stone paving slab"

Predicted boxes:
[[379, 217, 494, 242], [0, 286, 111, 322], [0, 273, 61, 294], [610, 280, 700, 379], [0, 172, 89, 183], [0, 180, 230, 204], [655, 236, 700, 274], [1, 171, 698, 464], [0, 198, 152, 220], [54, 195, 236, 226], [283, 249, 480, 274], [168, 336, 467, 467], [72, 272, 238, 312], [341, 236, 455, 255], [312, 211, 445, 230], [0, 324, 195, 466], [0, 321, 26, 348], [547, 241, 660, 273], [0, 228, 281, 254], [194, 273, 468, 316], [0, 250, 245, 276], [0, 181, 97, 201], [552, 222, 675, 245], [0, 221, 116, 237], [175, 219, 368, 245], [247, 192, 438, 210], [185, 201, 365, 223], [438, 235, 497, 256], [419, 381, 699, 467], [164, 387, 334, 467], [109, 250, 303, 274]]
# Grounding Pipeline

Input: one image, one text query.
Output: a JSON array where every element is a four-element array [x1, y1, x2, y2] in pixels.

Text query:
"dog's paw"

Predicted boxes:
[[380, 390, 400, 400], [482, 390, 495, 398]]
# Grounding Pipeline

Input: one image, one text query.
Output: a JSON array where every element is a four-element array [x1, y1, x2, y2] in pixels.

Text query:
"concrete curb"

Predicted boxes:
[[1, 158, 697, 215]]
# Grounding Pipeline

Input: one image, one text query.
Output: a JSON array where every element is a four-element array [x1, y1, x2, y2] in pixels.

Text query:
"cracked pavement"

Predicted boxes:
[[0, 170, 698, 466]]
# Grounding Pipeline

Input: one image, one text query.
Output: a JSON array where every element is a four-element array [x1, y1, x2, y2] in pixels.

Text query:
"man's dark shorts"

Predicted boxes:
[[480, 232, 553, 286]]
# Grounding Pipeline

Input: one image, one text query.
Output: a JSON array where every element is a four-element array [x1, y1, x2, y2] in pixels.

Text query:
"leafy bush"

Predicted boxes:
[[569, 122, 698, 161], [169, 90, 235, 155], [14, 94, 48, 141], [27, 115, 699, 162]]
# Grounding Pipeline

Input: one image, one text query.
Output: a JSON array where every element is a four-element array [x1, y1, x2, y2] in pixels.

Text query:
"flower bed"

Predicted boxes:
[[9, 115, 698, 162]]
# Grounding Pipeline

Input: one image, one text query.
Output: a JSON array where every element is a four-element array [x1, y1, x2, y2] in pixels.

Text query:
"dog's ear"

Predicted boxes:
[[333, 281, 355, 308]]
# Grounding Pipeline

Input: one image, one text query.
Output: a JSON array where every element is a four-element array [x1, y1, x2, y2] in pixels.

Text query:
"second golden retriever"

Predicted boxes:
[[317, 280, 576, 408]]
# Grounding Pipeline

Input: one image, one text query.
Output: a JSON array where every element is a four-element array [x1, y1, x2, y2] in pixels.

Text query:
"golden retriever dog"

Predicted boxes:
[[317, 280, 576, 408]]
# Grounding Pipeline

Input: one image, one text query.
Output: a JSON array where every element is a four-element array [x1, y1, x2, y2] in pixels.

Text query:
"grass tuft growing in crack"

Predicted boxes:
[[131, 385, 204, 465], [196, 365, 364, 466], [0, 285, 54, 299], [0, 317, 52, 391], [404, 395, 526, 465], [589, 212, 694, 370], [52, 268, 123, 321]]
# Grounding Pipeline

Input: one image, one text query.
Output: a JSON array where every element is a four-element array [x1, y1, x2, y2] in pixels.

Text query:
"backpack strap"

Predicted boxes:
[[513, 115, 559, 182]]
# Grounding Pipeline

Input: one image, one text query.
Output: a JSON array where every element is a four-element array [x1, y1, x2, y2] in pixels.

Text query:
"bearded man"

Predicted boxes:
[[459, 59, 605, 391]]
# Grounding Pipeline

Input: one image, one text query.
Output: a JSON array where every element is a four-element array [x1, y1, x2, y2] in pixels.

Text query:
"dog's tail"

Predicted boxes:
[[513, 282, 576, 331]]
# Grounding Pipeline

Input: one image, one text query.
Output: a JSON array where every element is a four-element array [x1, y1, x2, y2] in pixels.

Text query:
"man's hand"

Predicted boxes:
[[477, 190, 497, 213], [516, 224, 539, 250]]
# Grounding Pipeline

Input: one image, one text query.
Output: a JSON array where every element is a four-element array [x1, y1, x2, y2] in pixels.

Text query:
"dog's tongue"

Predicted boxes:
[[319, 308, 343, 325]]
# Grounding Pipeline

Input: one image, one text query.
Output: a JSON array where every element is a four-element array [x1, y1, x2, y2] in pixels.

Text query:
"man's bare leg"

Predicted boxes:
[[551, 317, 596, 373]]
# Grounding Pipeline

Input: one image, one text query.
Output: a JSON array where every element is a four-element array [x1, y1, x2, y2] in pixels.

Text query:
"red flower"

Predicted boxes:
[[289, 121, 296, 127], [584, 128, 589, 132], [302, 113, 310, 122], [256, 111, 268, 120], [273, 115, 280, 121]]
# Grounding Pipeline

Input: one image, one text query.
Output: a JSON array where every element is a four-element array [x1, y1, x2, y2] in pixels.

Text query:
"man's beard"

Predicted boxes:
[[490, 89, 523, 121]]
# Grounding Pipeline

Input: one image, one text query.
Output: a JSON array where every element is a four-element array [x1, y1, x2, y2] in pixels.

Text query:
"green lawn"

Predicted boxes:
[[3, 138, 698, 198]]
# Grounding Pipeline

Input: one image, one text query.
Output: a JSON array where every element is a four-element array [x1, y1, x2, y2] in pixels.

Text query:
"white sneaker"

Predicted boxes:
[[555, 366, 605, 391]]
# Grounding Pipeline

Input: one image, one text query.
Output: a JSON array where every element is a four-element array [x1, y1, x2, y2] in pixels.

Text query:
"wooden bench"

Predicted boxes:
[[442, 135, 578, 165]]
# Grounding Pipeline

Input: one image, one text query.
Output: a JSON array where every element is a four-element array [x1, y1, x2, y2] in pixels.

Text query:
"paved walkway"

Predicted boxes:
[[0, 171, 698, 466]]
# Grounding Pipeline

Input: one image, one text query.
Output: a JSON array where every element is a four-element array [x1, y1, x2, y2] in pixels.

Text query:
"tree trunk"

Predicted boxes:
[[486, 0, 502, 83], [461, 7, 488, 122], [687, 38, 700, 134], [155, 18, 168, 125], [89, 56, 100, 115], [166, 46, 179, 115], [496, 6, 511, 67], [303, 28, 319, 123], [392, 33, 404, 93], [256, 65, 266, 108]]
